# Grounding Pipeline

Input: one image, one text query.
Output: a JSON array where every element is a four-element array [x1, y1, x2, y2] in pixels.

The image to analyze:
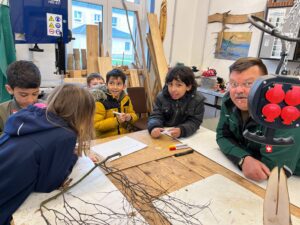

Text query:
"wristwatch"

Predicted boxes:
[[238, 156, 246, 170]]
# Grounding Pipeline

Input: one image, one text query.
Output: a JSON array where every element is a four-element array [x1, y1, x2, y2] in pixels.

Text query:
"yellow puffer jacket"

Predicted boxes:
[[94, 91, 138, 138]]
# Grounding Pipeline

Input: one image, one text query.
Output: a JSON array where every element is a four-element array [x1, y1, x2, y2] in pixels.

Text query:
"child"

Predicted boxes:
[[93, 69, 138, 138], [0, 84, 95, 225], [87, 72, 105, 88], [0, 60, 42, 133], [148, 66, 205, 138]]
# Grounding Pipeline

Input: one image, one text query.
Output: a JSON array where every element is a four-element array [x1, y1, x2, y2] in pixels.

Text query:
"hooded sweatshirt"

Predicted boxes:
[[0, 105, 78, 225]]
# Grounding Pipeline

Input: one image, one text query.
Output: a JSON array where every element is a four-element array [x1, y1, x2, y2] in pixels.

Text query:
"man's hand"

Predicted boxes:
[[151, 127, 164, 138], [168, 127, 181, 138], [242, 156, 271, 181]]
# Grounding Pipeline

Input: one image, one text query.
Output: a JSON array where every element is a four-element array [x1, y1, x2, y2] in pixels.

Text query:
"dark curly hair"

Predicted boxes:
[[6, 60, 41, 89], [165, 66, 197, 93]]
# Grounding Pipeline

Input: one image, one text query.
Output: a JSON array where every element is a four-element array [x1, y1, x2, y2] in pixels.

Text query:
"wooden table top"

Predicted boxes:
[[92, 130, 300, 224]]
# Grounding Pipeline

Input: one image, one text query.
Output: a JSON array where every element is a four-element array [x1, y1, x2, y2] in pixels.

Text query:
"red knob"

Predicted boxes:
[[262, 104, 281, 122], [285, 86, 300, 106], [265, 84, 285, 103], [281, 106, 300, 125]]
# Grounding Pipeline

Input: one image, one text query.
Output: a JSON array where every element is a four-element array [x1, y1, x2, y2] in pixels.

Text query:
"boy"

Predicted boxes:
[[87, 73, 105, 88], [0, 60, 42, 133], [93, 69, 138, 138]]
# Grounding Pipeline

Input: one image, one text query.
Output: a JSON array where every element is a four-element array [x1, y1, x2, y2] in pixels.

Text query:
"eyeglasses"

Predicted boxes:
[[228, 81, 254, 89]]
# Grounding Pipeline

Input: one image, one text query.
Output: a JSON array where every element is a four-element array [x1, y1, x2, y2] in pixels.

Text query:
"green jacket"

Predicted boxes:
[[216, 93, 300, 177]]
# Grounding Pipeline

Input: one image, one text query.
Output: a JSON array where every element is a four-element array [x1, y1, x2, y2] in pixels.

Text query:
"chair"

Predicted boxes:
[[127, 87, 149, 131]]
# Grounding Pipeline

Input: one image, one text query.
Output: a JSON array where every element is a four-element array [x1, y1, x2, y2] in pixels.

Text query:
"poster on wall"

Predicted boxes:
[[215, 32, 252, 60]]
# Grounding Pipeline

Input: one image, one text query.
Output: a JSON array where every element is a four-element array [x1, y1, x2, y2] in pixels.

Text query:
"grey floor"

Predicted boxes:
[[201, 117, 219, 132]]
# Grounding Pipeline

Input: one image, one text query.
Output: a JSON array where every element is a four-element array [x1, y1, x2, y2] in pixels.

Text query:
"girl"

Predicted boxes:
[[148, 66, 205, 138], [0, 84, 95, 225]]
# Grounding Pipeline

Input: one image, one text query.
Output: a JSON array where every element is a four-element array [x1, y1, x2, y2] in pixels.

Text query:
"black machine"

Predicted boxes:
[[243, 15, 300, 146]]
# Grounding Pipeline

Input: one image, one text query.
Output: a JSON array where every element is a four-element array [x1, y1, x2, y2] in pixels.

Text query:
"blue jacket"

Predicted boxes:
[[0, 105, 78, 225]]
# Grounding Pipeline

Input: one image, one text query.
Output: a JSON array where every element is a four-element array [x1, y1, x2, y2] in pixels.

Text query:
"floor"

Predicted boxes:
[[201, 117, 219, 132]]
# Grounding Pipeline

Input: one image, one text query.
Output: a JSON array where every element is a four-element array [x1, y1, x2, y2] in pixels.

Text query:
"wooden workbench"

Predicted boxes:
[[92, 130, 300, 224]]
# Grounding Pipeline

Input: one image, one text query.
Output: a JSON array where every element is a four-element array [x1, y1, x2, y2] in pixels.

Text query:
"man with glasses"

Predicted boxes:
[[216, 57, 300, 181]]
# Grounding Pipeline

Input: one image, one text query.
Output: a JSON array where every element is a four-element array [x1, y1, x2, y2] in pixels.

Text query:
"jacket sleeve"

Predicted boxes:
[[35, 135, 78, 192], [94, 101, 118, 132], [178, 97, 205, 137], [147, 96, 164, 133], [126, 98, 138, 124], [216, 102, 250, 166], [261, 128, 300, 177]]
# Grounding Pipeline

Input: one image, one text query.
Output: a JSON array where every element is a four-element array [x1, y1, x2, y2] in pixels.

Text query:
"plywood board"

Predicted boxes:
[[147, 13, 168, 88], [98, 56, 112, 81], [154, 174, 300, 225], [179, 127, 300, 209], [14, 157, 145, 225], [86, 25, 99, 74], [129, 69, 140, 87]]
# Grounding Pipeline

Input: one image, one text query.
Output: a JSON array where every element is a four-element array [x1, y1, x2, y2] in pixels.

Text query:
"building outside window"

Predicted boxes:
[[74, 10, 82, 22], [94, 14, 101, 23], [71, 0, 146, 66], [125, 42, 131, 51], [112, 17, 118, 27]]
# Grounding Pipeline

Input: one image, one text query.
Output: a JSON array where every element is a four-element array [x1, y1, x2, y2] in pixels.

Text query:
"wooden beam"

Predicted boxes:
[[135, 11, 153, 112], [81, 49, 87, 70], [147, 13, 168, 88], [97, 57, 112, 82], [73, 48, 81, 70], [86, 25, 99, 74], [208, 11, 264, 24]]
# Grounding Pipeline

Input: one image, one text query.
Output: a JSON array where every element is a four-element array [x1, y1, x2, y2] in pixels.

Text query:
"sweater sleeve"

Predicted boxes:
[[216, 102, 250, 166], [147, 96, 164, 133], [126, 98, 138, 124]]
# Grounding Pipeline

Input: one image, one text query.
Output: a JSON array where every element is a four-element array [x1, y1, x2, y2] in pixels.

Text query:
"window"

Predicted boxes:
[[112, 17, 118, 27], [125, 42, 130, 51], [70, 0, 147, 66], [72, 1, 103, 50], [74, 10, 82, 22], [94, 14, 101, 23]]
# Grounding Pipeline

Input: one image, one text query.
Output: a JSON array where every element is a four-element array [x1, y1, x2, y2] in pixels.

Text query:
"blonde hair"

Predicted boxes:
[[46, 84, 95, 156]]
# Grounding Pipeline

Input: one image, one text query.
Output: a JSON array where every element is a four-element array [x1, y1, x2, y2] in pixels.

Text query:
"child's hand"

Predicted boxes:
[[116, 113, 126, 123], [151, 128, 164, 138], [124, 113, 132, 122], [168, 127, 181, 138]]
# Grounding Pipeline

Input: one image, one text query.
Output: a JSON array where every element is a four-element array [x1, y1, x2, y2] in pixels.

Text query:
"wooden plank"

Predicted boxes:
[[81, 49, 87, 70], [69, 70, 82, 78], [63, 77, 86, 85], [73, 48, 81, 70], [97, 56, 112, 81], [98, 22, 104, 57], [264, 167, 290, 225], [67, 53, 73, 70], [175, 151, 300, 218], [86, 25, 99, 74], [91, 130, 187, 171], [208, 11, 264, 24], [107, 167, 170, 225], [135, 11, 153, 112], [138, 157, 202, 193], [147, 13, 168, 88], [129, 69, 140, 87]]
